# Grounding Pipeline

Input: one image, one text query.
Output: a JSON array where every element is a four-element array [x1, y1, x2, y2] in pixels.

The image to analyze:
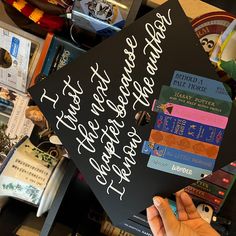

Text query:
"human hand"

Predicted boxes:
[[147, 191, 220, 236]]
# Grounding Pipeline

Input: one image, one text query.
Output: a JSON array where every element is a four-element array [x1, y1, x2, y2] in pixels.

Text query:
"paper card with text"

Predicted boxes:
[[28, 0, 236, 224]]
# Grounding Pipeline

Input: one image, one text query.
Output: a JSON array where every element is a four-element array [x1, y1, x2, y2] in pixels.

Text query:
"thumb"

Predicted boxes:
[[153, 196, 180, 234]]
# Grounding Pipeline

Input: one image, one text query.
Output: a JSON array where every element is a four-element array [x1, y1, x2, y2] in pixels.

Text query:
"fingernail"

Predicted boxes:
[[153, 196, 161, 207]]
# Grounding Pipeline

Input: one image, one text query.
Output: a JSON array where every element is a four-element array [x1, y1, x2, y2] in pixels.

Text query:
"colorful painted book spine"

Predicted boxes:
[[154, 113, 224, 145], [158, 85, 231, 116], [148, 155, 212, 180], [171, 70, 232, 102], [149, 130, 219, 159], [142, 141, 215, 170], [152, 102, 228, 129]]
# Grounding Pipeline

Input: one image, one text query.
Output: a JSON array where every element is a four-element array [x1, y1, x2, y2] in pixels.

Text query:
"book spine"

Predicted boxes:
[[149, 130, 219, 159], [159, 85, 231, 116], [171, 70, 231, 102], [184, 185, 223, 206], [191, 180, 227, 199], [219, 174, 236, 208], [148, 155, 212, 180], [154, 112, 224, 145], [221, 161, 236, 175], [101, 220, 133, 236], [129, 213, 150, 228], [203, 170, 234, 189], [142, 141, 215, 170], [187, 193, 220, 213], [161, 103, 228, 129], [118, 219, 152, 236], [29, 33, 54, 88]]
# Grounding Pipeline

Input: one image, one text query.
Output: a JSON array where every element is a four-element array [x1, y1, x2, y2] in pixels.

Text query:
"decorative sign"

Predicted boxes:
[[29, 0, 236, 224]]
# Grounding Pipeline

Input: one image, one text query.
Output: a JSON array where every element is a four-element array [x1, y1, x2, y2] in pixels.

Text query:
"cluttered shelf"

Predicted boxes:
[[0, 0, 236, 236]]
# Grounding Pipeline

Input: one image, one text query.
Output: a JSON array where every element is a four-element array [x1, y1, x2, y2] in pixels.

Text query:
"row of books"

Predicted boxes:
[[185, 161, 236, 213]]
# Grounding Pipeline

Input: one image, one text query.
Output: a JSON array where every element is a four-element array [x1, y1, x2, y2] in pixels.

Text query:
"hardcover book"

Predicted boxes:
[[30, 33, 86, 87], [29, 0, 236, 225]]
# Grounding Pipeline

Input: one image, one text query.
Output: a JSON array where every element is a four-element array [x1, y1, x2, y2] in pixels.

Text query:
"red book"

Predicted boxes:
[[185, 185, 223, 206], [203, 169, 234, 189], [187, 193, 220, 213]]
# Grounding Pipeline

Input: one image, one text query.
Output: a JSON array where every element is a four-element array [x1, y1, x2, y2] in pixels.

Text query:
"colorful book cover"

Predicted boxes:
[[28, 0, 236, 225]]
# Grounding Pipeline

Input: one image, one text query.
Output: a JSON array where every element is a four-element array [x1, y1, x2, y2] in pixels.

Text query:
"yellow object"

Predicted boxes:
[[12, 0, 27, 12], [29, 8, 44, 23], [48, 0, 58, 5]]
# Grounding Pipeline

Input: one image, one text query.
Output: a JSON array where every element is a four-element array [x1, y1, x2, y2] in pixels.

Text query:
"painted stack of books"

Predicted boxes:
[[142, 69, 232, 181], [139, 68, 235, 213], [185, 161, 236, 213]]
